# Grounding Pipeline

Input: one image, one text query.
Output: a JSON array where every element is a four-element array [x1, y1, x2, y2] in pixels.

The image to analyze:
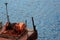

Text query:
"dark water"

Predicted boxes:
[[0, 0, 60, 40]]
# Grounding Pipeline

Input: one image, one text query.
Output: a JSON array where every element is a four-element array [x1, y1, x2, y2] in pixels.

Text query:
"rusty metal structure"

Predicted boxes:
[[0, 22, 2, 29], [0, 3, 38, 40]]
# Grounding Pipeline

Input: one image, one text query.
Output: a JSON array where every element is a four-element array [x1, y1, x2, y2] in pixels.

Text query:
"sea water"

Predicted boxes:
[[0, 0, 60, 40]]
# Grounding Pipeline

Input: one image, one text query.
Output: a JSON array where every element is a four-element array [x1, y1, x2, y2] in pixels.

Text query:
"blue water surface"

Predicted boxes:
[[0, 0, 60, 40]]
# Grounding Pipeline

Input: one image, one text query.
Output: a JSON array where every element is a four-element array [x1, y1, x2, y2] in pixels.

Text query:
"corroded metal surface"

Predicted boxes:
[[0, 29, 37, 40]]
